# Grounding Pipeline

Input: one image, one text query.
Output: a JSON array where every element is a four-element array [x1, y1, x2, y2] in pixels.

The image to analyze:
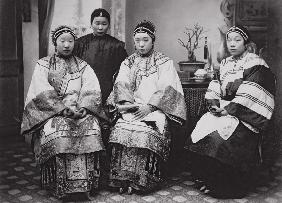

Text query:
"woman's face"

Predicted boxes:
[[133, 32, 153, 55], [91, 17, 109, 36], [56, 33, 75, 57], [226, 32, 246, 57]]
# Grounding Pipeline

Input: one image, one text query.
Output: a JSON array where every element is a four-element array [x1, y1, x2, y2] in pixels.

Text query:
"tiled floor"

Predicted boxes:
[[1, 137, 282, 203]]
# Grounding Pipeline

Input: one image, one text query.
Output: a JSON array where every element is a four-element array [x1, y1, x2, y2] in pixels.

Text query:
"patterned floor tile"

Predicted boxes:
[[6, 175, 18, 180], [33, 176, 41, 180], [37, 190, 48, 196], [187, 190, 199, 196], [234, 198, 248, 203], [16, 180, 29, 185], [26, 185, 39, 190], [157, 190, 170, 196], [1, 140, 282, 203], [203, 196, 218, 203], [21, 158, 32, 162], [0, 185, 10, 189], [141, 195, 156, 202], [8, 189, 21, 195], [110, 194, 126, 201], [265, 197, 279, 203], [248, 192, 259, 197], [14, 167, 25, 172], [170, 185, 183, 191], [183, 180, 195, 186], [18, 195, 33, 201], [13, 154, 24, 158], [274, 191, 282, 197], [172, 195, 188, 202], [23, 171, 35, 175], [170, 176, 181, 181]]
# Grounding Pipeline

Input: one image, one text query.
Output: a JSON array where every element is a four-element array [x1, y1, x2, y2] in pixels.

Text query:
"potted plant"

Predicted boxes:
[[178, 23, 207, 79]]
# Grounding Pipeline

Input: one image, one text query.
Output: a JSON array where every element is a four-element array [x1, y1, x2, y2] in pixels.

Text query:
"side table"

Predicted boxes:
[[182, 80, 209, 147]]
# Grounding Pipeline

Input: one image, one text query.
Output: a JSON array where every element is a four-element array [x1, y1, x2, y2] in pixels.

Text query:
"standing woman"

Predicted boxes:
[[73, 8, 128, 105], [106, 20, 187, 194], [21, 25, 105, 199], [189, 25, 276, 197]]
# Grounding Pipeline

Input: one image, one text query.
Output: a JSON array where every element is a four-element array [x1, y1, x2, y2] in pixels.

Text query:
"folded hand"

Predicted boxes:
[[209, 106, 228, 117], [76, 107, 87, 118], [132, 105, 151, 120], [63, 108, 74, 118], [63, 107, 87, 119]]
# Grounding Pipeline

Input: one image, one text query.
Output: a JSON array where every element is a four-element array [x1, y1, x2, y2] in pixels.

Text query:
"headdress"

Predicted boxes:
[[91, 8, 110, 24], [226, 25, 250, 43], [51, 25, 76, 46], [134, 20, 156, 42]]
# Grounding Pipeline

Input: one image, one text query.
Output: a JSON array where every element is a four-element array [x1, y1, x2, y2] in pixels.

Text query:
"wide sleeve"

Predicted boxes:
[[205, 80, 221, 107], [148, 60, 187, 122], [77, 63, 102, 114], [205, 59, 225, 107], [21, 59, 66, 136], [107, 59, 135, 105], [224, 65, 275, 131]]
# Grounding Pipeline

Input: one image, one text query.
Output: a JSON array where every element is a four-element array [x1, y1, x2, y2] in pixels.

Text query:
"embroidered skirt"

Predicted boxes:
[[41, 153, 100, 198], [108, 143, 164, 192], [33, 115, 104, 198], [107, 115, 171, 192]]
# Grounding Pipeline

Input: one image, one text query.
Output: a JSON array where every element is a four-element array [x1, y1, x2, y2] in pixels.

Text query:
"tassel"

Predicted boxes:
[[204, 37, 208, 60]]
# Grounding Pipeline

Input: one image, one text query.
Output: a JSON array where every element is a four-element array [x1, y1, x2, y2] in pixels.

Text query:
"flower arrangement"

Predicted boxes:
[[178, 23, 206, 62]]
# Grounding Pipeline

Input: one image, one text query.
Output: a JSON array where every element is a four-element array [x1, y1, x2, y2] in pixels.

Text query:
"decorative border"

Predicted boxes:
[[236, 0, 268, 26]]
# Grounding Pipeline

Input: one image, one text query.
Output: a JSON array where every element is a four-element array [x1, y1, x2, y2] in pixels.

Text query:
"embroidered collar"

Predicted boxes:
[[230, 50, 248, 62], [137, 48, 154, 58]]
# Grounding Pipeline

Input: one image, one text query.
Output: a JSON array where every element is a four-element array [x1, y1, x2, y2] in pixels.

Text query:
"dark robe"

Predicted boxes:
[[73, 33, 128, 104], [188, 52, 275, 197]]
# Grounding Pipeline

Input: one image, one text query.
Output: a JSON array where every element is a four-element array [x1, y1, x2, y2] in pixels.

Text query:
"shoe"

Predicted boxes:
[[119, 187, 125, 194], [127, 186, 133, 195], [200, 185, 207, 192], [194, 179, 205, 189], [203, 188, 210, 194]]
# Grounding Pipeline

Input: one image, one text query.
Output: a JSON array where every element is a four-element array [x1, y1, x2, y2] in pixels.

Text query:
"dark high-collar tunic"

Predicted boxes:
[[73, 33, 128, 104]]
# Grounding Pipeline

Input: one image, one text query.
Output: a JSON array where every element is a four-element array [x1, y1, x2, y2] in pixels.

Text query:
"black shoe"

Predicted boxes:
[[194, 179, 205, 189]]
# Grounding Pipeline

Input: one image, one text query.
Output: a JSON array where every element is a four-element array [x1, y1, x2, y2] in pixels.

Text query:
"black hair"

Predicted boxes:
[[90, 8, 110, 24]]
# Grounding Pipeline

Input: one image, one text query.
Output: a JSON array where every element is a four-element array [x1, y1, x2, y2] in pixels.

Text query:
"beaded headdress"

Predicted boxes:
[[51, 25, 76, 46], [226, 25, 250, 43], [134, 20, 156, 42]]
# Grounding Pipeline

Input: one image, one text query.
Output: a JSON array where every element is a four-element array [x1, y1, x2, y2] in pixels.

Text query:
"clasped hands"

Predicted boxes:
[[208, 105, 228, 117], [117, 102, 154, 120], [62, 106, 87, 119]]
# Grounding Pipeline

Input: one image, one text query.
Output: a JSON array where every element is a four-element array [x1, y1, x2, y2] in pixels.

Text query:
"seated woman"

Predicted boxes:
[[189, 25, 276, 197], [106, 20, 186, 194], [21, 25, 105, 199]]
